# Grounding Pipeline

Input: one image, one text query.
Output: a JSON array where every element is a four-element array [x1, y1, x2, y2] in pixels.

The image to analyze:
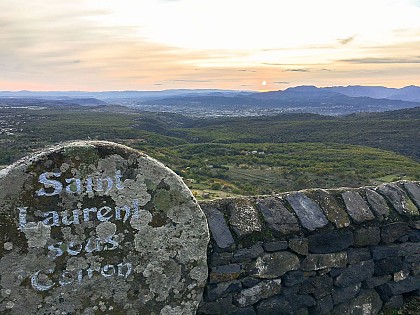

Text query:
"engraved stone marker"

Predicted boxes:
[[0, 141, 209, 314]]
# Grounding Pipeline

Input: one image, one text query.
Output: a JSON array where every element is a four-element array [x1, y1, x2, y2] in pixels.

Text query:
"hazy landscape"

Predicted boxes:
[[1, 87, 419, 199]]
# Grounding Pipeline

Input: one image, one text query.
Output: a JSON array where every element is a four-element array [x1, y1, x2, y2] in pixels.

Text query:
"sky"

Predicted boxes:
[[1, 0, 420, 91]]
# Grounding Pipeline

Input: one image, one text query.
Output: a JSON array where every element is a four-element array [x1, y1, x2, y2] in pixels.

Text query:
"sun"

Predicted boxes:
[[261, 81, 267, 86]]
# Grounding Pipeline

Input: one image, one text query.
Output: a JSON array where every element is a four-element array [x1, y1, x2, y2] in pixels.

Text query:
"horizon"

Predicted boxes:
[[1, 0, 420, 91]]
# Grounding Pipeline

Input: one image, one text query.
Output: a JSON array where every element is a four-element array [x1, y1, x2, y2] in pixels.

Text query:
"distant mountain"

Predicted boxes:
[[324, 85, 420, 102]]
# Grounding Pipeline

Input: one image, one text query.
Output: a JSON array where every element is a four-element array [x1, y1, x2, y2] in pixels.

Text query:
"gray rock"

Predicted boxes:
[[198, 295, 238, 315], [286, 192, 329, 231], [289, 237, 308, 255], [206, 281, 242, 302], [263, 240, 288, 252], [371, 245, 399, 260], [232, 307, 257, 315], [403, 181, 420, 209], [255, 293, 315, 315], [381, 222, 409, 244], [283, 270, 306, 287], [0, 141, 209, 315], [354, 227, 381, 247], [383, 295, 404, 310], [232, 243, 264, 262], [364, 275, 392, 289], [376, 275, 420, 301], [311, 189, 350, 228], [302, 252, 348, 271], [331, 289, 382, 315], [308, 230, 354, 254], [241, 277, 261, 288], [332, 283, 361, 305], [233, 279, 282, 307], [229, 200, 262, 237], [309, 295, 333, 315], [204, 206, 235, 249], [250, 251, 300, 279], [256, 197, 300, 235], [300, 275, 333, 299], [365, 188, 390, 219], [377, 183, 419, 216], [341, 191, 375, 223], [210, 264, 242, 283], [334, 260, 375, 288], [347, 248, 371, 264], [404, 254, 420, 275], [210, 252, 233, 267]]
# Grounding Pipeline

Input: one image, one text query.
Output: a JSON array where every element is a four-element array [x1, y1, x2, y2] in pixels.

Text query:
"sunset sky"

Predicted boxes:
[[1, 0, 419, 91]]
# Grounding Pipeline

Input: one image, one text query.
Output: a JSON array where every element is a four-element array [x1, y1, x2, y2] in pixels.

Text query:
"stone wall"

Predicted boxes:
[[197, 181, 420, 315]]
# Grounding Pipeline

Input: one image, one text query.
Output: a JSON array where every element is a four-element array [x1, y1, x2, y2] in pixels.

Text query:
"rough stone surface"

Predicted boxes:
[[289, 237, 308, 255], [347, 248, 371, 264], [0, 141, 210, 315], [309, 295, 333, 315], [255, 293, 315, 315], [250, 251, 300, 279], [376, 276, 420, 301], [262, 240, 288, 252], [300, 275, 333, 299], [341, 191, 375, 223], [228, 200, 262, 237], [285, 192, 329, 231], [334, 260, 375, 288], [311, 189, 350, 228], [331, 289, 382, 315], [377, 183, 419, 216], [283, 270, 306, 287], [364, 275, 392, 289], [403, 181, 420, 209], [308, 230, 354, 254], [232, 243, 264, 262], [365, 188, 390, 220], [233, 279, 282, 307], [381, 222, 409, 244], [203, 206, 235, 249], [206, 281, 242, 302], [371, 245, 399, 260], [256, 197, 300, 235], [210, 264, 242, 283], [354, 227, 381, 247], [332, 283, 361, 305], [198, 295, 238, 315], [302, 252, 348, 271]]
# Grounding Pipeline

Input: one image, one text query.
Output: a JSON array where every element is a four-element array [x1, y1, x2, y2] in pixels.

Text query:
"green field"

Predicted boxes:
[[1, 105, 419, 198]]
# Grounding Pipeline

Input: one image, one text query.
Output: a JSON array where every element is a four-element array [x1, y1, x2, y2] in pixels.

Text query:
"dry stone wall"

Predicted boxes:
[[198, 182, 420, 315]]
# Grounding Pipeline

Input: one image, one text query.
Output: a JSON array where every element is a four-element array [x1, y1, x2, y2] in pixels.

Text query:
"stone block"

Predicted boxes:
[[403, 181, 420, 209], [383, 295, 404, 310], [347, 248, 371, 264], [308, 230, 354, 253], [206, 281, 242, 302], [232, 307, 257, 315], [255, 293, 315, 315], [289, 237, 308, 255], [232, 243, 264, 262], [233, 279, 282, 307], [371, 244, 399, 260], [198, 295, 237, 314], [285, 192, 329, 231], [300, 275, 333, 299], [353, 226, 380, 247], [334, 260, 374, 288], [331, 289, 382, 315], [204, 206, 235, 249], [310, 189, 350, 228], [256, 197, 300, 235], [381, 222, 409, 244], [341, 191, 375, 223], [376, 275, 420, 301], [404, 254, 420, 275], [210, 264, 242, 283], [262, 240, 288, 252], [364, 275, 391, 288], [374, 257, 403, 276], [309, 295, 333, 315], [365, 188, 390, 219], [228, 200, 262, 238], [302, 252, 347, 271], [249, 251, 300, 279], [377, 183, 419, 216], [210, 252, 233, 267], [283, 270, 306, 287], [332, 283, 361, 305]]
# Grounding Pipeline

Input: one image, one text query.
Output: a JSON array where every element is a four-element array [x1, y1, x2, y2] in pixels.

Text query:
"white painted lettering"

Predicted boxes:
[[18, 207, 27, 231], [42, 211, 60, 227], [65, 178, 82, 194], [96, 177, 113, 194], [97, 206, 112, 222], [31, 269, 54, 291], [115, 170, 124, 190], [61, 209, 80, 226], [83, 207, 97, 222], [37, 172, 63, 196]]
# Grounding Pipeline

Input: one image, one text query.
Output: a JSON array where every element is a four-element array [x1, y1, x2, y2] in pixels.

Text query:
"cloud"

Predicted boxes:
[[283, 68, 310, 72], [173, 79, 213, 82], [337, 35, 356, 45], [339, 57, 420, 64], [273, 81, 289, 84]]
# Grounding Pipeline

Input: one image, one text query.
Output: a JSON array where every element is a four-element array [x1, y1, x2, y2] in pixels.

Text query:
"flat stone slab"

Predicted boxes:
[[0, 141, 209, 315], [310, 189, 350, 228], [377, 183, 419, 216], [285, 192, 328, 231], [342, 191, 375, 223]]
